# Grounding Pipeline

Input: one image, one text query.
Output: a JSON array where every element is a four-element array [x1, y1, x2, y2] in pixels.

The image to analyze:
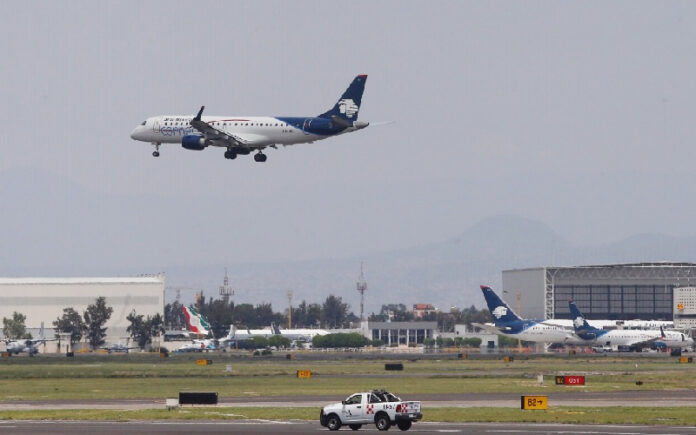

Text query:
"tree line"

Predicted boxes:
[[164, 294, 358, 338]]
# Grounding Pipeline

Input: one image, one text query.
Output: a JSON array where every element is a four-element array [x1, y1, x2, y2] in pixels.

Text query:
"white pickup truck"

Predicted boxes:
[[319, 389, 422, 431]]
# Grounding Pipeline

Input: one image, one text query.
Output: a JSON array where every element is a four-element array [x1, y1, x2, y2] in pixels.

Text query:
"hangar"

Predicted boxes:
[[502, 263, 696, 321], [0, 275, 165, 350]]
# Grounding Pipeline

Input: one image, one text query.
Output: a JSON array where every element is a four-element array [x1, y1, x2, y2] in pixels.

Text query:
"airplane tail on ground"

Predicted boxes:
[[480, 286, 522, 325], [318, 75, 367, 122], [182, 305, 211, 336], [569, 301, 602, 339]]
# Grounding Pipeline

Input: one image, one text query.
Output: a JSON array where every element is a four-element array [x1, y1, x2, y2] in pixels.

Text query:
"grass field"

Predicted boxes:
[[1, 352, 696, 428], [1, 406, 696, 426]]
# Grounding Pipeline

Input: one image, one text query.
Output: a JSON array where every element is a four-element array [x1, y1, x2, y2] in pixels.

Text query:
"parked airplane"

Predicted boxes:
[[130, 75, 369, 161], [569, 301, 666, 350], [3, 323, 54, 356], [477, 286, 583, 344], [102, 341, 139, 354]]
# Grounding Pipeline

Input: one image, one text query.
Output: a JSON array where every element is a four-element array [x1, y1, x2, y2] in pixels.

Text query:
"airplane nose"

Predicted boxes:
[[130, 127, 139, 140]]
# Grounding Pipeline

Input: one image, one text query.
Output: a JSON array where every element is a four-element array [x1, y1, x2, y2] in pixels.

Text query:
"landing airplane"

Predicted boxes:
[[569, 301, 693, 350], [130, 75, 369, 161], [476, 286, 583, 344]]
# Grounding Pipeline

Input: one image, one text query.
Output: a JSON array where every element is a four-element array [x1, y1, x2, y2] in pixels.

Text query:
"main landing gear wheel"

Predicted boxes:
[[224, 150, 237, 159], [253, 153, 267, 162]]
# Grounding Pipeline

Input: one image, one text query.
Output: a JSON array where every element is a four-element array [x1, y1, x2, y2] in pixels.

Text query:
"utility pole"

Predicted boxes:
[[287, 290, 294, 329]]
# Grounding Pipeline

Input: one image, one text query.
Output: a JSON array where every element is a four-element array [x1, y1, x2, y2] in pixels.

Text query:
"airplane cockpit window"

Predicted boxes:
[[140, 120, 146, 126]]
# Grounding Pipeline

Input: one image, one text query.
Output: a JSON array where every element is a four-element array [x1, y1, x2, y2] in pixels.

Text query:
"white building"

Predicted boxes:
[[674, 286, 696, 329], [0, 275, 165, 351]]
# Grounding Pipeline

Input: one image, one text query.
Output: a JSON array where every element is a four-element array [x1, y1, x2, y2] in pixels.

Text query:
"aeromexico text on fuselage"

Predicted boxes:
[[154, 116, 351, 143]]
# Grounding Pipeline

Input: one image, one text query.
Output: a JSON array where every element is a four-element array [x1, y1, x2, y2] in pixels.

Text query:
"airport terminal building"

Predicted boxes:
[[502, 263, 696, 321], [0, 275, 165, 351]]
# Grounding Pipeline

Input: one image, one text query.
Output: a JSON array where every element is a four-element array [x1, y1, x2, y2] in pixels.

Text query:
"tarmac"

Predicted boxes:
[[1, 420, 695, 434], [3, 390, 695, 410]]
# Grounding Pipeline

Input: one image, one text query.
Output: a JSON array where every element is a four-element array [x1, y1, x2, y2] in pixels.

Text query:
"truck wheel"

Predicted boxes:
[[397, 420, 412, 431], [375, 413, 391, 431], [349, 424, 362, 430], [326, 414, 341, 431]]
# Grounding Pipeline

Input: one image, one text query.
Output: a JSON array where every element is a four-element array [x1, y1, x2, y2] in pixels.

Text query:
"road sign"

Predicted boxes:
[[521, 395, 548, 410]]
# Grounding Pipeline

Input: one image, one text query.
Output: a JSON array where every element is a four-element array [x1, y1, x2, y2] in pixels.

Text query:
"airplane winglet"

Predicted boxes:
[[193, 106, 205, 122]]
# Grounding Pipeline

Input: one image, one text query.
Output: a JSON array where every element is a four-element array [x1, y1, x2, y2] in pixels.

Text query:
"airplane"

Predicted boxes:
[[657, 325, 694, 349], [3, 323, 55, 356], [130, 75, 370, 161], [102, 342, 139, 354], [569, 301, 666, 351], [476, 286, 584, 344]]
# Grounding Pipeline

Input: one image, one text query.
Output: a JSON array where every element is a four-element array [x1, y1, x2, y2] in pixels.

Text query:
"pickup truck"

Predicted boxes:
[[319, 389, 422, 431]]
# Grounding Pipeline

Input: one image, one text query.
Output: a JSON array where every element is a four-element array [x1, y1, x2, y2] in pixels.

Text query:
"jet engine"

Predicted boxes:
[[181, 135, 207, 150]]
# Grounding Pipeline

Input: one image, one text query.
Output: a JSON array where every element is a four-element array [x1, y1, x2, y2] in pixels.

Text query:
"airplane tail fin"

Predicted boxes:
[[319, 75, 367, 122], [480, 286, 522, 325], [569, 301, 593, 331], [271, 322, 281, 335], [182, 305, 211, 336]]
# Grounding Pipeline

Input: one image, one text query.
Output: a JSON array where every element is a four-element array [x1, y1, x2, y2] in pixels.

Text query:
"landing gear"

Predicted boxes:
[[152, 142, 161, 157], [254, 152, 267, 162], [224, 150, 237, 160]]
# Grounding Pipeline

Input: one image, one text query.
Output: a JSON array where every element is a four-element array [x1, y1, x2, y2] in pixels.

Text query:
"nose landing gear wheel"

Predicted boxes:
[[254, 153, 267, 162], [152, 151, 160, 157], [152, 142, 161, 157]]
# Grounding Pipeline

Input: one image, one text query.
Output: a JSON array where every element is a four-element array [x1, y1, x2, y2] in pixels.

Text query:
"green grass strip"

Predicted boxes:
[[0, 406, 695, 426]]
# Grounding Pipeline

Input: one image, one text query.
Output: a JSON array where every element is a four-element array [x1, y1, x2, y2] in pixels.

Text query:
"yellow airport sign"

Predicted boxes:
[[196, 359, 213, 366], [521, 395, 548, 410], [297, 370, 312, 378]]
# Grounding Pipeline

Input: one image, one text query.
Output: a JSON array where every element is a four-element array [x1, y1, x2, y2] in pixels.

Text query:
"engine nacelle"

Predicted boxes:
[[181, 135, 207, 151]]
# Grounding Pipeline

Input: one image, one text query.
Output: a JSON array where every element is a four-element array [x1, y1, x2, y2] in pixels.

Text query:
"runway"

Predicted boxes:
[[3, 390, 695, 410], [0, 420, 695, 434]]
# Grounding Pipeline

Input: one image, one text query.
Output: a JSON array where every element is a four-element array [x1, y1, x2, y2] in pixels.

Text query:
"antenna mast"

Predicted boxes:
[[287, 290, 294, 329], [219, 268, 234, 304], [357, 262, 367, 321]]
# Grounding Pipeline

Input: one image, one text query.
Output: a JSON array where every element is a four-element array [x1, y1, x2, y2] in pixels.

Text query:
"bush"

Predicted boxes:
[[261, 349, 272, 356], [312, 333, 369, 348]]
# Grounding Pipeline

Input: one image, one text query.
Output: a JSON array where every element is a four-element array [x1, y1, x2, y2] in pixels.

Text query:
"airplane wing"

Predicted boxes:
[[625, 336, 661, 349], [471, 322, 501, 334], [189, 106, 260, 149]]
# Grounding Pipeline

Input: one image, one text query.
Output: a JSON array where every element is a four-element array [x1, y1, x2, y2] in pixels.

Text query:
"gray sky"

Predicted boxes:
[[2, 1, 696, 269]]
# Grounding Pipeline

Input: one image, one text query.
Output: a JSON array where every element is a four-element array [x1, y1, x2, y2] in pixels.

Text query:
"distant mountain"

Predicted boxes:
[[3, 168, 696, 314], [163, 215, 696, 315]]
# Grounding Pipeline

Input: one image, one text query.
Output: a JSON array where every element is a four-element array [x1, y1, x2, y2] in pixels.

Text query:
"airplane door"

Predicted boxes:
[[302, 119, 311, 135], [152, 119, 160, 134]]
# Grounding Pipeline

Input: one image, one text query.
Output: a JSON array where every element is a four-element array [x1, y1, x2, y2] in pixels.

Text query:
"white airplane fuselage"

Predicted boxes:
[[131, 115, 364, 148]]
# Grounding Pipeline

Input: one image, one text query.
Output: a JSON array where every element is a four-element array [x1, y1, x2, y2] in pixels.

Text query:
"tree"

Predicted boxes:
[[268, 334, 291, 349], [2, 312, 29, 340], [83, 297, 113, 349], [164, 301, 187, 330], [127, 311, 166, 350], [321, 295, 348, 328], [53, 308, 85, 347], [312, 333, 368, 348]]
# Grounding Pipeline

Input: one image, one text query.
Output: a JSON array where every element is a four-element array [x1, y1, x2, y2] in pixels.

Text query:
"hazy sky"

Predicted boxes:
[[3, 1, 696, 268]]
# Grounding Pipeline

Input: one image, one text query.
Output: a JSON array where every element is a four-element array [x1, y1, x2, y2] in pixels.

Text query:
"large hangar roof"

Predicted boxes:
[[506, 262, 696, 272], [0, 276, 164, 285]]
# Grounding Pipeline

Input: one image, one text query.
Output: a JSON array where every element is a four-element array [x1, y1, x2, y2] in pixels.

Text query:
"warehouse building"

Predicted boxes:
[[0, 275, 165, 351], [502, 263, 696, 321]]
